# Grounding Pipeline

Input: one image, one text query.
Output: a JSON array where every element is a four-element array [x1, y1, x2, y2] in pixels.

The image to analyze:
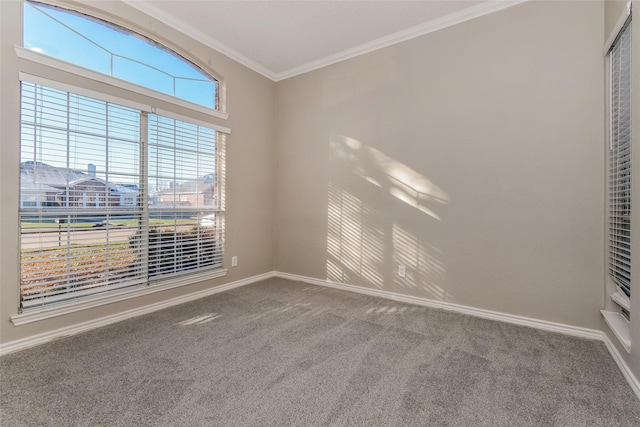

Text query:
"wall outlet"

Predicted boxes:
[[231, 256, 238, 267], [398, 265, 406, 278]]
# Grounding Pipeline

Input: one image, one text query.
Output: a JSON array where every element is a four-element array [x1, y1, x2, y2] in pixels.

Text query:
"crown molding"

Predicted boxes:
[[123, 0, 527, 83], [121, 0, 279, 81], [272, 0, 528, 81]]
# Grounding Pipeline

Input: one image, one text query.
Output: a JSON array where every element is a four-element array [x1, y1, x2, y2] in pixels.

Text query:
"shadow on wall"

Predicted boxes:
[[327, 135, 451, 301]]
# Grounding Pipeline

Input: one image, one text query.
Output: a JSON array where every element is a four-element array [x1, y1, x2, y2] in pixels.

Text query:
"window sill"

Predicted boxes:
[[10, 269, 228, 326], [601, 310, 631, 353], [611, 291, 631, 311]]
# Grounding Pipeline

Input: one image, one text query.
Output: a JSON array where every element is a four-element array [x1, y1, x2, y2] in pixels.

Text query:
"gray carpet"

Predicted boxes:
[[1, 278, 639, 426]]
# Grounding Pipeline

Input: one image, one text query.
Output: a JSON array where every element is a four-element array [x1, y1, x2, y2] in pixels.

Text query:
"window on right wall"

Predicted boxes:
[[605, 6, 632, 347]]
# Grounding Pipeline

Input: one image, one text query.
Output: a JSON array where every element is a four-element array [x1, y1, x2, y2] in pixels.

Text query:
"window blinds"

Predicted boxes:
[[20, 82, 146, 307], [19, 82, 226, 308], [147, 115, 225, 280], [608, 18, 632, 302]]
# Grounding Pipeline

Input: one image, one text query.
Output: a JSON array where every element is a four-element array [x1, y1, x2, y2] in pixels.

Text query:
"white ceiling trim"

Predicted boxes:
[[122, 0, 278, 80], [123, 0, 527, 83], [275, 0, 528, 81]]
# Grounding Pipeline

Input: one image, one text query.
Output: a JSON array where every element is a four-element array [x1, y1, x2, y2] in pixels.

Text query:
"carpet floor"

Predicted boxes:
[[1, 277, 640, 426]]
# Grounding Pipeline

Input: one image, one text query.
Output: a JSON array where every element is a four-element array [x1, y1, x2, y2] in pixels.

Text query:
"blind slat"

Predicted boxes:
[[608, 18, 633, 307]]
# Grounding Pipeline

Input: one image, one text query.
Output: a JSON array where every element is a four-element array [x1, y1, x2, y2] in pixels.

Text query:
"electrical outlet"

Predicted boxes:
[[231, 256, 238, 267], [398, 265, 406, 277]]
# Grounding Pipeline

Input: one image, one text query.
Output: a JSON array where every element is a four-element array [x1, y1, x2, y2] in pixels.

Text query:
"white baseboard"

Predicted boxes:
[[0, 271, 275, 357], [273, 271, 640, 401], [3, 269, 639, 402], [602, 332, 640, 400], [274, 272, 602, 340]]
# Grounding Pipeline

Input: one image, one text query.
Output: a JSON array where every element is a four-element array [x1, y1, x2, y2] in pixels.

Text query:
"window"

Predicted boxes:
[[146, 115, 225, 278], [607, 13, 632, 322], [18, 1, 228, 311], [20, 83, 226, 308], [23, 1, 219, 110], [20, 83, 146, 307]]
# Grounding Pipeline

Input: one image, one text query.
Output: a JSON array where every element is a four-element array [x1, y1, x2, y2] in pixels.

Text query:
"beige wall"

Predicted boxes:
[[275, 1, 606, 329], [0, 0, 276, 344]]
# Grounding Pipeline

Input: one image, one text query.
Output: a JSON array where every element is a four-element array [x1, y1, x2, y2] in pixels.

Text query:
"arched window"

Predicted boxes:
[[16, 1, 229, 314], [23, 1, 220, 110]]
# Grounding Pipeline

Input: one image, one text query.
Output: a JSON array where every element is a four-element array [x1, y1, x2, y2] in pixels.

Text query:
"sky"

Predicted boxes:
[[23, 1, 217, 109]]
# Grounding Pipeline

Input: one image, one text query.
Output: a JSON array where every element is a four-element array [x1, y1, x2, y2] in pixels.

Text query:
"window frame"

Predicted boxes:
[[11, 1, 230, 324], [602, 2, 633, 353], [15, 48, 229, 122], [607, 16, 633, 315]]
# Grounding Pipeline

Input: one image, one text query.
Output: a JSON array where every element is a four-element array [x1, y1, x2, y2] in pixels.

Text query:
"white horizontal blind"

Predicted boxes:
[[608, 18, 632, 311], [147, 114, 225, 280], [20, 82, 146, 308], [20, 83, 227, 309]]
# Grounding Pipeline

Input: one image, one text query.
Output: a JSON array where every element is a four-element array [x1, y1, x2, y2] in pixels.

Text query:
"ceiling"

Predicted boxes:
[[124, 0, 525, 81]]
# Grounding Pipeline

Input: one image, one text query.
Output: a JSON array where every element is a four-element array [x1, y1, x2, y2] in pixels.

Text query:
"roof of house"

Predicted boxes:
[[21, 162, 87, 189], [20, 181, 61, 193], [157, 173, 215, 195], [20, 162, 139, 194]]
